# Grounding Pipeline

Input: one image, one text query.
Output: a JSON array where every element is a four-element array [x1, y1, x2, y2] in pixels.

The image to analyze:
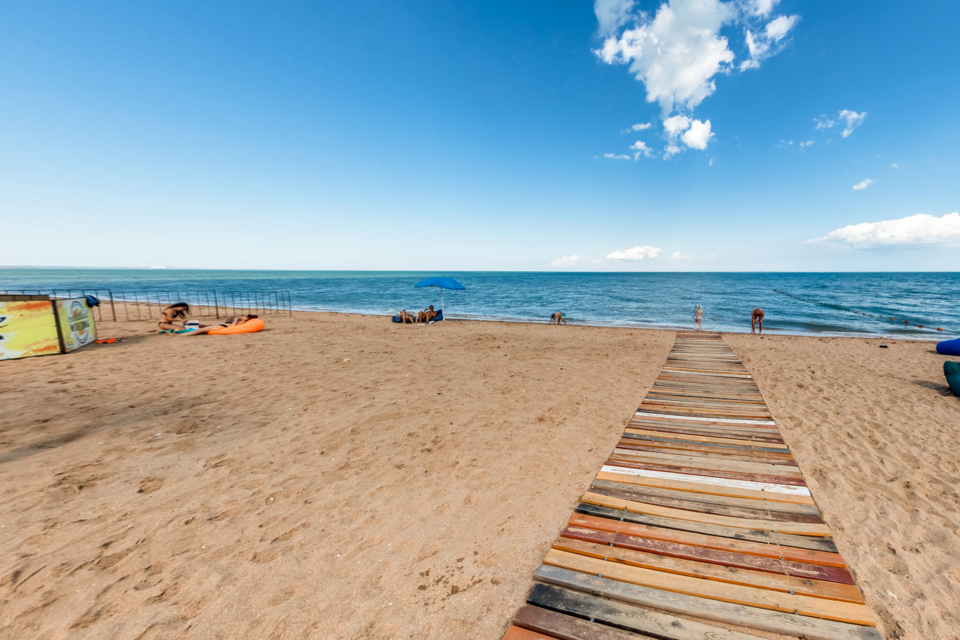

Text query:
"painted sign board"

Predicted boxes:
[[0, 297, 98, 361], [56, 298, 97, 352]]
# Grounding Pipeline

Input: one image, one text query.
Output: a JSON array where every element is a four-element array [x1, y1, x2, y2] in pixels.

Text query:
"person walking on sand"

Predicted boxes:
[[752, 307, 765, 334], [693, 305, 704, 331], [550, 312, 566, 325]]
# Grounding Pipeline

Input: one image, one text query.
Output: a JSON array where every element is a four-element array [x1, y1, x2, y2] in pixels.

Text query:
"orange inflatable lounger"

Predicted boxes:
[[208, 318, 265, 335]]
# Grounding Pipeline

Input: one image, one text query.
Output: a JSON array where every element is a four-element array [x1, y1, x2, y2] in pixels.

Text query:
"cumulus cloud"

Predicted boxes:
[[852, 178, 872, 191], [682, 119, 714, 149], [814, 115, 835, 130], [744, 0, 779, 17], [890, 162, 898, 168], [741, 13, 798, 70], [595, 0, 738, 114], [812, 212, 960, 246], [606, 245, 663, 260], [604, 153, 631, 160], [632, 122, 652, 130], [630, 140, 655, 159], [800, 140, 814, 147], [670, 250, 689, 259], [839, 110, 867, 137], [551, 254, 583, 267]]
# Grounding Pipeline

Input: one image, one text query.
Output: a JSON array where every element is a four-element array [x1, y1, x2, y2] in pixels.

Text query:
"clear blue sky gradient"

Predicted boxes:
[[2, 1, 958, 271]]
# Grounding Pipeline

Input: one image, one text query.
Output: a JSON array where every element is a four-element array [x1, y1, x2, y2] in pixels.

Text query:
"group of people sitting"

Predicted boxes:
[[158, 302, 259, 335], [395, 305, 439, 324]]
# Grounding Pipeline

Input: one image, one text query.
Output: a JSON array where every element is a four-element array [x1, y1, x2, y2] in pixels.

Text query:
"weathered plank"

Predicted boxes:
[[601, 464, 811, 496], [534, 566, 884, 640], [569, 511, 845, 562], [513, 605, 658, 640], [502, 624, 559, 640], [526, 582, 764, 640], [594, 470, 817, 506]]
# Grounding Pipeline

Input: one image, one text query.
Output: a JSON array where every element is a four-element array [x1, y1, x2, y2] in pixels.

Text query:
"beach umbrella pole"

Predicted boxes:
[[441, 289, 445, 317]]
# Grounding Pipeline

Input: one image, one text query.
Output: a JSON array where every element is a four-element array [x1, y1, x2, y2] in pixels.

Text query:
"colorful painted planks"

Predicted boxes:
[[502, 333, 882, 640]]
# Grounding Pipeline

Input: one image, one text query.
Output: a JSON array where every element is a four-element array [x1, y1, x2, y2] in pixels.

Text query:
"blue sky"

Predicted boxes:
[[1, 0, 958, 271]]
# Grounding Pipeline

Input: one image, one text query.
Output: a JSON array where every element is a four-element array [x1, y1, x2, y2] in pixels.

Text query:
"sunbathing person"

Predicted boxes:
[[158, 302, 190, 331], [181, 315, 260, 336], [418, 306, 438, 323], [398, 310, 416, 324]]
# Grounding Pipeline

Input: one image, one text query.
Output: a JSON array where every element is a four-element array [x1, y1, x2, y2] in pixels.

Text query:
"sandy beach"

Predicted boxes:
[[1, 312, 957, 640]]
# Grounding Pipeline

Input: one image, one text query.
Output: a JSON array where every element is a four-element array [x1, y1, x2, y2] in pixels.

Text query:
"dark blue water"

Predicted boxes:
[[2, 269, 957, 338]]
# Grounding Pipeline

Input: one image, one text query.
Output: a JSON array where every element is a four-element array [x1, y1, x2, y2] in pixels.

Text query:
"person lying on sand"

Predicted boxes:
[[418, 306, 437, 323], [550, 312, 566, 325], [158, 302, 191, 331], [752, 307, 765, 334]]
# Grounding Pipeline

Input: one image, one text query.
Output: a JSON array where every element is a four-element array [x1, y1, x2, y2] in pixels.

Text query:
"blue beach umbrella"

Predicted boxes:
[[414, 277, 465, 318]]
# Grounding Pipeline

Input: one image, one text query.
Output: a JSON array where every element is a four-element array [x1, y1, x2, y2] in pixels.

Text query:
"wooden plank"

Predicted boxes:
[[587, 486, 824, 524], [625, 428, 785, 447], [635, 412, 776, 426], [553, 537, 863, 603], [591, 480, 821, 517], [603, 462, 810, 493], [543, 550, 875, 625], [534, 566, 884, 640], [594, 470, 817, 506], [622, 433, 788, 454], [606, 459, 808, 488], [526, 583, 764, 640], [581, 492, 832, 536], [561, 527, 855, 586], [619, 436, 790, 459], [503, 624, 559, 640], [612, 447, 803, 474], [614, 443, 799, 466], [513, 605, 658, 640], [570, 510, 845, 561]]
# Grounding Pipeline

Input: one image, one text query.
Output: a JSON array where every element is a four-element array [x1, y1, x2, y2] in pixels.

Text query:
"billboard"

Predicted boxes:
[[0, 299, 62, 360], [56, 298, 98, 352]]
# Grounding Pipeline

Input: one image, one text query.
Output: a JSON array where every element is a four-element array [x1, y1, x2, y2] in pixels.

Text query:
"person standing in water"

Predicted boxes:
[[693, 305, 704, 331], [752, 307, 765, 334]]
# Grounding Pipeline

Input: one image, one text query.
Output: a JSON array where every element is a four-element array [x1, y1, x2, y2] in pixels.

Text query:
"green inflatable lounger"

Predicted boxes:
[[946, 361, 960, 397]]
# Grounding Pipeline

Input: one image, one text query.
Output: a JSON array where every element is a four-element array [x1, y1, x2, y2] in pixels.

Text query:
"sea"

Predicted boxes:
[[2, 269, 958, 339]]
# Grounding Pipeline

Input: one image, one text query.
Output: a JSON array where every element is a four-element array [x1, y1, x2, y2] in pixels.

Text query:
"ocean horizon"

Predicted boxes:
[[3, 268, 957, 339]]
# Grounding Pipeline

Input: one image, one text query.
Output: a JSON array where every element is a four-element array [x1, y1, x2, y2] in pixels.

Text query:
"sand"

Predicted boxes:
[[0, 313, 957, 640]]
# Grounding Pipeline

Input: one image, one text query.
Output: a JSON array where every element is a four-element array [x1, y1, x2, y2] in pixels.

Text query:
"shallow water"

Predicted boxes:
[[2, 269, 957, 338]]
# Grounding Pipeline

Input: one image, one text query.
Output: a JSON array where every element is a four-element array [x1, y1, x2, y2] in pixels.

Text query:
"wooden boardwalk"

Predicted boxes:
[[502, 332, 883, 640]]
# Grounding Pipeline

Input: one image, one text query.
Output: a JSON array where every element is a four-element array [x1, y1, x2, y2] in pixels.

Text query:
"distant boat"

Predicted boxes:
[[148, 266, 168, 270]]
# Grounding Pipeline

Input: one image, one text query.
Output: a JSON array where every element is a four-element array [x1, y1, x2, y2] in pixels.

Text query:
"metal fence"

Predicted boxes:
[[0, 289, 293, 322]]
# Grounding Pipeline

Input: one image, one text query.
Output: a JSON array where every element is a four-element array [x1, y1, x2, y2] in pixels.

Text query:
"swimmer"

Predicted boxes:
[[752, 307, 764, 334]]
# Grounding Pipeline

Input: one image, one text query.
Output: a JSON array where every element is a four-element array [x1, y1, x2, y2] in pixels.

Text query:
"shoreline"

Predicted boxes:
[[293, 307, 950, 341]]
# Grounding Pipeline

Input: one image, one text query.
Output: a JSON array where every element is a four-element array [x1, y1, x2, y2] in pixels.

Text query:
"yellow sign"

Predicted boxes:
[[56, 298, 98, 352], [0, 300, 61, 360]]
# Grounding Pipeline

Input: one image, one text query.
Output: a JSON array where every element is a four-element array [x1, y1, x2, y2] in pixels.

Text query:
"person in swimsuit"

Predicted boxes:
[[158, 302, 190, 331], [752, 307, 764, 334], [398, 310, 415, 324], [417, 306, 437, 323], [693, 305, 704, 331], [181, 314, 259, 335], [550, 312, 566, 325]]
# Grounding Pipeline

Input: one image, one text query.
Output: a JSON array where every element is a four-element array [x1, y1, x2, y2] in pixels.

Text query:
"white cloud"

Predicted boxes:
[[662, 115, 713, 155], [606, 245, 663, 260], [812, 212, 960, 246], [551, 254, 583, 267], [814, 115, 835, 130], [800, 140, 814, 147], [890, 162, 898, 168], [839, 110, 866, 137], [682, 119, 714, 149], [595, 0, 738, 114], [595, 0, 637, 37], [745, 0, 779, 17], [709, 157, 714, 165], [632, 122, 652, 130], [852, 178, 872, 191], [670, 250, 689, 259], [740, 14, 798, 70], [604, 153, 631, 160], [630, 140, 654, 159]]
